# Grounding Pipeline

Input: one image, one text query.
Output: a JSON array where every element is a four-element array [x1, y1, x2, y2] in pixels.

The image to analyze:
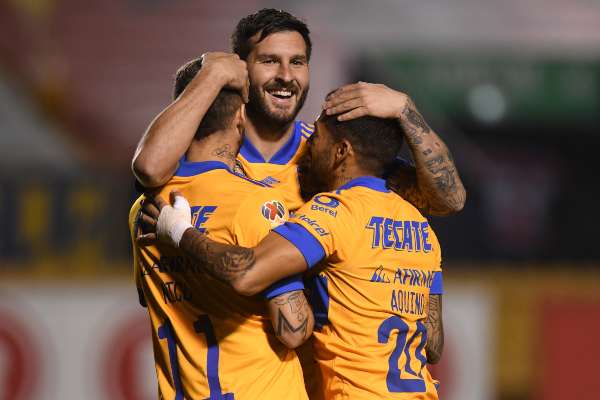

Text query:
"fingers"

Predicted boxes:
[[324, 88, 362, 107], [136, 233, 157, 246], [153, 194, 169, 210], [170, 190, 190, 210], [242, 78, 250, 103], [141, 198, 160, 219], [140, 213, 157, 230], [336, 106, 369, 122], [323, 98, 363, 116]]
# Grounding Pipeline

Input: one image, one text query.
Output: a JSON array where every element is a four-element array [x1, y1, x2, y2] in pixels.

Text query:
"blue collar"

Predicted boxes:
[[336, 176, 390, 193], [174, 159, 230, 177], [239, 121, 303, 165]]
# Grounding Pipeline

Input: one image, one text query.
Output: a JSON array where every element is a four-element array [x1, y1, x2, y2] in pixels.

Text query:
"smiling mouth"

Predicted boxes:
[[266, 88, 296, 104]]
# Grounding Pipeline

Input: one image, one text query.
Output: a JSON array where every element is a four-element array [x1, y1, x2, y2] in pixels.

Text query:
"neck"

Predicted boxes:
[[329, 162, 374, 191], [244, 112, 296, 161], [185, 129, 240, 170]]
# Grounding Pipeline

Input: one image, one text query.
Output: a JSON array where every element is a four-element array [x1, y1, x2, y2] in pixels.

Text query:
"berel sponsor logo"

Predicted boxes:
[[310, 204, 337, 217]]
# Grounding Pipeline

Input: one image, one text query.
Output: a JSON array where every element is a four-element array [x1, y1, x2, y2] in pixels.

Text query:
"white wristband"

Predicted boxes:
[[170, 220, 193, 248]]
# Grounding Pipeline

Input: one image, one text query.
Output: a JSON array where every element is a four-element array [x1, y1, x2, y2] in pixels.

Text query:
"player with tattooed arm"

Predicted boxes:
[[129, 59, 313, 399], [141, 101, 445, 399], [133, 9, 460, 399]]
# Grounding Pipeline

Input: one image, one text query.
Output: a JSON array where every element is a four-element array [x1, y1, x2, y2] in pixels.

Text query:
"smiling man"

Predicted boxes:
[[131, 8, 462, 399], [141, 106, 445, 399], [132, 8, 465, 215]]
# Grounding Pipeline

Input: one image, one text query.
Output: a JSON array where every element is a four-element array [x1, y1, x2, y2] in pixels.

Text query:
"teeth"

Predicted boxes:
[[270, 90, 292, 98]]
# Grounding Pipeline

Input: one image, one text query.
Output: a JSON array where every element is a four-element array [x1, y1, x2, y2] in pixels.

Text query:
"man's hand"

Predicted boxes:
[[200, 52, 249, 103], [137, 191, 192, 248], [322, 81, 409, 121]]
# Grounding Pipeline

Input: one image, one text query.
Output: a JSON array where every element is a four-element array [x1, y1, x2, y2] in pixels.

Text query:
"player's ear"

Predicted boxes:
[[235, 103, 246, 133], [334, 139, 353, 166]]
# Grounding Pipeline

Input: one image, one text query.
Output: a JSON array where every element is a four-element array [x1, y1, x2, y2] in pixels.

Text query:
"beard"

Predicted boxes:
[[247, 80, 309, 130], [297, 150, 330, 201]]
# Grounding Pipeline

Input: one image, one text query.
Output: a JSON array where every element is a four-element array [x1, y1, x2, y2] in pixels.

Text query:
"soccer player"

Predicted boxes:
[[142, 107, 445, 399], [132, 9, 466, 216], [134, 8, 460, 398], [129, 59, 314, 399]]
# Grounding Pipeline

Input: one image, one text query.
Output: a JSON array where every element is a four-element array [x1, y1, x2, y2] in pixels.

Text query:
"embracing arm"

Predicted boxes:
[[388, 99, 466, 216], [179, 228, 308, 296], [323, 83, 466, 216], [424, 294, 444, 364], [268, 290, 314, 349], [132, 53, 248, 187]]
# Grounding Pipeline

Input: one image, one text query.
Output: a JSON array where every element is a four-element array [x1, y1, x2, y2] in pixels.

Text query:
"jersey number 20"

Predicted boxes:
[[378, 316, 428, 393]]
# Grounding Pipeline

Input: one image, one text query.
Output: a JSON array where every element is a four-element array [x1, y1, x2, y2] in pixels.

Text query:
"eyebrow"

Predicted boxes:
[[256, 53, 307, 61]]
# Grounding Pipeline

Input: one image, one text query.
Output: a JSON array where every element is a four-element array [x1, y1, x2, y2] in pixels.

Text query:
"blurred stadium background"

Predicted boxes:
[[1, 1, 599, 399]]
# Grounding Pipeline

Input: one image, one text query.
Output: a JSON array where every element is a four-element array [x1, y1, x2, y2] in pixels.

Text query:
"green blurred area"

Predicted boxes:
[[360, 52, 600, 124]]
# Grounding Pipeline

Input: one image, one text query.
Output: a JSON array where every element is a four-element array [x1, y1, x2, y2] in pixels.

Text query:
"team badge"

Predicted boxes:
[[261, 200, 286, 227]]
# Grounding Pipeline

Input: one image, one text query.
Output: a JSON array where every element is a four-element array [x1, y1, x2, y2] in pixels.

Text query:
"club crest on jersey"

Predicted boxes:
[[261, 200, 286, 227]]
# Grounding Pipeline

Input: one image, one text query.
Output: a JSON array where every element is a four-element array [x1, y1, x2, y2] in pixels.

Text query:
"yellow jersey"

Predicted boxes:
[[236, 120, 313, 211], [273, 176, 443, 400], [129, 160, 308, 400]]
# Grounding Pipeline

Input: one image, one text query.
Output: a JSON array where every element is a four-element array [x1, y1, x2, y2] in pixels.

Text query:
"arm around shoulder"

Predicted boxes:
[[132, 56, 239, 187]]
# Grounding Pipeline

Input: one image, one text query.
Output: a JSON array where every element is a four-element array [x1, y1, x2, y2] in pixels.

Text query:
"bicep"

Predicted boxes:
[[242, 232, 309, 294]]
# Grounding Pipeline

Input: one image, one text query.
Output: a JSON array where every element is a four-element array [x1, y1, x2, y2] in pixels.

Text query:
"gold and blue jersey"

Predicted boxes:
[[274, 176, 443, 400], [236, 120, 314, 211], [129, 160, 308, 400]]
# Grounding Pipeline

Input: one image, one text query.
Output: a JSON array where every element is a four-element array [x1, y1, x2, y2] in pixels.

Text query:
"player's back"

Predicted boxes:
[[129, 160, 307, 400], [277, 176, 442, 399]]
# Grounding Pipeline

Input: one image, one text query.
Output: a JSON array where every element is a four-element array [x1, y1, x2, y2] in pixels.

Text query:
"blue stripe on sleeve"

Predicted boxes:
[[273, 222, 326, 269], [262, 274, 305, 300], [430, 272, 444, 295]]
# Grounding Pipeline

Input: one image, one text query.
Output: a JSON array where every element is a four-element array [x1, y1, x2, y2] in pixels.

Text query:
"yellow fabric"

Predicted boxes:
[[288, 183, 442, 399], [236, 121, 313, 211], [129, 165, 307, 400]]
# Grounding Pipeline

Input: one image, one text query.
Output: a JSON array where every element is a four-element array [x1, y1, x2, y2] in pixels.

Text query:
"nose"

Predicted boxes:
[[276, 61, 293, 82]]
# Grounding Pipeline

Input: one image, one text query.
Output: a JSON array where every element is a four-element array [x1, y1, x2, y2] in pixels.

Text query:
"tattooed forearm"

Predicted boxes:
[[402, 100, 431, 134], [179, 228, 256, 285], [269, 290, 313, 348], [425, 294, 444, 364], [391, 100, 466, 216], [272, 292, 310, 339]]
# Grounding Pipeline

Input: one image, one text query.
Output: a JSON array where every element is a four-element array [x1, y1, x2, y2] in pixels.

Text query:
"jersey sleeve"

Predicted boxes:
[[272, 192, 346, 269], [231, 187, 304, 299], [128, 196, 147, 307], [430, 272, 443, 295]]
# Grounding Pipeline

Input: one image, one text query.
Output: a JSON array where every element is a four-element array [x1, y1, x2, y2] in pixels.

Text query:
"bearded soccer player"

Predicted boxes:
[[132, 9, 466, 214], [141, 106, 446, 399], [133, 8, 462, 398], [129, 59, 314, 399]]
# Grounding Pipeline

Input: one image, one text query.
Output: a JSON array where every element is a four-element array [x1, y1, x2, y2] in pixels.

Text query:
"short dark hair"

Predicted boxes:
[[231, 8, 312, 61], [321, 114, 404, 176], [173, 58, 243, 140]]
